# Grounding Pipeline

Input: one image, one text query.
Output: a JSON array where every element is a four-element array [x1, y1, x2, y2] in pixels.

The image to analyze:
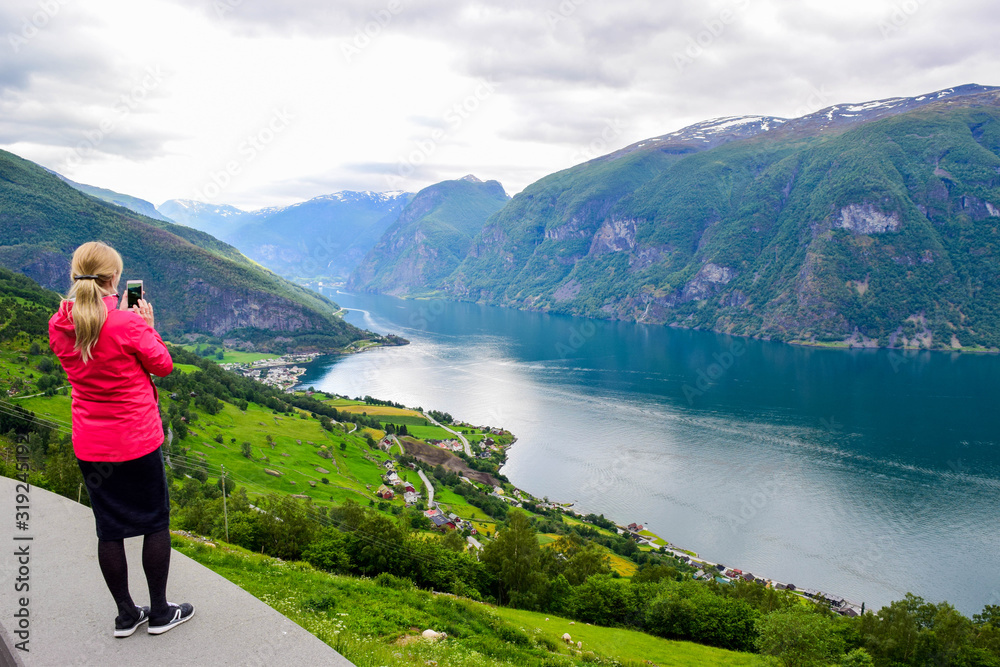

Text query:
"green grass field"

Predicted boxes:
[[431, 484, 495, 523], [169, 397, 385, 506], [175, 344, 277, 364], [638, 529, 667, 548], [10, 392, 73, 430], [337, 404, 423, 418], [491, 606, 772, 667], [561, 513, 621, 540], [174, 534, 771, 667], [404, 423, 462, 442]]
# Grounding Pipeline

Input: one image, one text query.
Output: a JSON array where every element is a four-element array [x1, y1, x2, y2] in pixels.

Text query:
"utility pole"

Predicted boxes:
[[221, 464, 229, 543]]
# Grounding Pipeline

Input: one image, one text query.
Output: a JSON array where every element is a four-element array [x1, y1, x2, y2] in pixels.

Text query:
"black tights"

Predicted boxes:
[[97, 528, 171, 620]]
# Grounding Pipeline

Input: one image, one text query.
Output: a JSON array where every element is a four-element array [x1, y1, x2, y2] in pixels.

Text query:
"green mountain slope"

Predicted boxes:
[[51, 172, 174, 222], [444, 86, 1000, 350], [0, 149, 384, 352], [348, 175, 510, 295]]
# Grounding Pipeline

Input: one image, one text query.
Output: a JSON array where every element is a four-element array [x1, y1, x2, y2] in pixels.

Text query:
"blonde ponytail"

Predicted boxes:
[[66, 241, 123, 363]]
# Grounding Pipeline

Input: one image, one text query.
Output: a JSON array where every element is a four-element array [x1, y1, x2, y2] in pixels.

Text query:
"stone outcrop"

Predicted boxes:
[[836, 204, 900, 234]]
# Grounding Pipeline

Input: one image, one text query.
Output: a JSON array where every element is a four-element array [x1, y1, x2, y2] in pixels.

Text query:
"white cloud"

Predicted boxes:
[[0, 0, 997, 209]]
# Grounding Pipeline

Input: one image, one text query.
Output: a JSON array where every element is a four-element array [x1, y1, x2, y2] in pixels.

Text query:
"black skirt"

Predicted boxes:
[[77, 447, 170, 540]]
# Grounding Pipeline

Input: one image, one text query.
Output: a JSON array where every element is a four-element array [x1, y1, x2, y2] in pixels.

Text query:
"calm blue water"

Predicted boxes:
[[299, 290, 1000, 615]]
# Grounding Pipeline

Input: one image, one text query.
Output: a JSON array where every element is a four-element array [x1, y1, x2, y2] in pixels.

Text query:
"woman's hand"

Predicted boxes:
[[132, 299, 155, 329]]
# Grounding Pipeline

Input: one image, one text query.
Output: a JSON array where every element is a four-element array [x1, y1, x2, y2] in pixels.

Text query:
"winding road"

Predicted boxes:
[[417, 468, 436, 508], [422, 411, 472, 456]]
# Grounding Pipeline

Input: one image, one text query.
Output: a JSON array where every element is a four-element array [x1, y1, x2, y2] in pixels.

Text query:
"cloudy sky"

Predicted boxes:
[[1, 0, 997, 210]]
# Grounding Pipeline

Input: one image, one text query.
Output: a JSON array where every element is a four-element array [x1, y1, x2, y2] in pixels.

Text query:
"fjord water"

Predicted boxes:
[[300, 291, 1000, 615]]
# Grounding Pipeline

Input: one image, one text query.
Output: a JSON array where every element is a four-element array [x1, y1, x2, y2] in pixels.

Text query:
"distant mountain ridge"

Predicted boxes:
[[365, 84, 1000, 350], [156, 198, 258, 239], [348, 175, 509, 295], [158, 190, 414, 282]]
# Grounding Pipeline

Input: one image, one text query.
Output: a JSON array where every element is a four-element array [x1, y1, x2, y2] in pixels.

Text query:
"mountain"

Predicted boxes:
[[0, 149, 390, 352], [159, 191, 414, 283], [48, 172, 175, 223], [156, 198, 261, 239], [348, 175, 509, 295], [430, 84, 1000, 350]]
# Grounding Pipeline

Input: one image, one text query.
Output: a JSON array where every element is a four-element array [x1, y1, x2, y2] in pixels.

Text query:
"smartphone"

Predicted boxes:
[[126, 280, 144, 309]]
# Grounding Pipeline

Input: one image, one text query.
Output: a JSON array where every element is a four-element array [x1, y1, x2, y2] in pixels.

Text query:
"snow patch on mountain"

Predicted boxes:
[[604, 84, 999, 165]]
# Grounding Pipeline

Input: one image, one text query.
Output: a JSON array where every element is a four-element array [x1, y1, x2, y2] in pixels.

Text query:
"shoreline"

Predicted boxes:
[[482, 428, 868, 617], [288, 359, 877, 616], [326, 286, 1000, 356]]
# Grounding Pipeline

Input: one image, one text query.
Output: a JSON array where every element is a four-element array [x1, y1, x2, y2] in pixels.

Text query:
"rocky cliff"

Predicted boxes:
[[441, 85, 1000, 349]]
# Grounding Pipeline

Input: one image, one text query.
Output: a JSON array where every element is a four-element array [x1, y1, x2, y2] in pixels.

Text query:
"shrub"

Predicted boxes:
[[374, 572, 414, 590]]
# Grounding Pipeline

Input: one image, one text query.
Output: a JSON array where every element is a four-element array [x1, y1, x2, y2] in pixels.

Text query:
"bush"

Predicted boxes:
[[374, 572, 414, 590], [645, 580, 759, 652], [756, 607, 844, 667]]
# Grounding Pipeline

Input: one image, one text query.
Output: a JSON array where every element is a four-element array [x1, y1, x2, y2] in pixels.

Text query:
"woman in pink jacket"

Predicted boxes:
[[48, 241, 194, 637]]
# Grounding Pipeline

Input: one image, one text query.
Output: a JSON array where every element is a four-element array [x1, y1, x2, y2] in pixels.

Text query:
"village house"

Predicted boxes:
[[429, 514, 456, 531], [376, 485, 394, 500]]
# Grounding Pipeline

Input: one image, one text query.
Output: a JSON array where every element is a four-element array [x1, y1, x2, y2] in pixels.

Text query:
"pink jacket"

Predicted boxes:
[[48, 293, 173, 462]]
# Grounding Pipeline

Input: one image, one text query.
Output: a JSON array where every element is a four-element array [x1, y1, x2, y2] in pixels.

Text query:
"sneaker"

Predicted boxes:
[[148, 602, 195, 635], [114, 606, 150, 638]]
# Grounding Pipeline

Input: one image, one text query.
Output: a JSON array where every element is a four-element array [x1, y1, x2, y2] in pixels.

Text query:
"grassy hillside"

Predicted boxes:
[[173, 535, 772, 667], [0, 149, 384, 352]]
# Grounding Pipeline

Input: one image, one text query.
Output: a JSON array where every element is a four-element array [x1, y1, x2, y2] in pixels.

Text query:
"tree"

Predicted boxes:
[[547, 573, 572, 614], [558, 538, 612, 586], [241, 441, 252, 458], [302, 526, 353, 574], [839, 648, 874, 667], [632, 563, 679, 584], [481, 511, 546, 608], [441, 529, 467, 552], [645, 581, 759, 651], [568, 573, 630, 625], [349, 511, 410, 576], [756, 608, 845, 667], [216, 475, 235, 495], [254, 494, 320, 561]]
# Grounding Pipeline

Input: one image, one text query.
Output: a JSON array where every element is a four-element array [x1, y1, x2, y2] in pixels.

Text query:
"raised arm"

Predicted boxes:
[[127, 300, 173, 377]]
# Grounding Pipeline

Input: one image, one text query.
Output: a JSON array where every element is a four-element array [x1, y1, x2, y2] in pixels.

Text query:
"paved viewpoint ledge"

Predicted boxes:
[[0, 476, 354, 666]]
